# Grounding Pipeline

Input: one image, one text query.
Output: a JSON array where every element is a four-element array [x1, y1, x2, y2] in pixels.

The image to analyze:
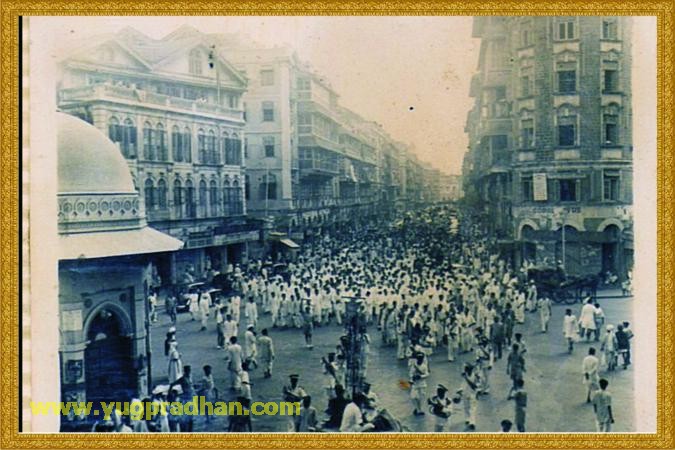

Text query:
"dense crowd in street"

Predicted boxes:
[[93, 205, 633, 433]]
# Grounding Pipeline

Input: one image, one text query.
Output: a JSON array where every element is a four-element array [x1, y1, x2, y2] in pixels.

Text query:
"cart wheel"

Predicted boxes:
[[564, 291, 578, 304]]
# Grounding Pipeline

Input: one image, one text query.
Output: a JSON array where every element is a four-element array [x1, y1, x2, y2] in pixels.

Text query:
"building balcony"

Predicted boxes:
[[297, 129, 342, 154], [298, 156, 339, 178], [58, 84, 244, 121]]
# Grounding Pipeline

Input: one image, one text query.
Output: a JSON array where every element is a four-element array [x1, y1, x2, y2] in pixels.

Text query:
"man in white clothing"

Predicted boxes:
[[582, 347, 600, 403], [562, 308, 578, 354], [579, 298, 597, 341], [245, 297, 258, 328], [339, 394, 374, 432]]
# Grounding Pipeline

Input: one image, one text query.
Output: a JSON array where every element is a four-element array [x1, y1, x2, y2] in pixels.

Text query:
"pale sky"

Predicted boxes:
[[43, 16, 479, 175]]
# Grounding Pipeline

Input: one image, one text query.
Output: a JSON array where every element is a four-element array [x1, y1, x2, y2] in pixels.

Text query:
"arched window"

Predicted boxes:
[[556, 104, 578, 147], [207, 129, 218, 164], [227, 133, 242, 165], [108, 116, 121, 147], [197, 129, 206, 163], [189, 49, 202, 75], [221, 131, 231, 165], [199, 179, 208, 217], [259, 173, 277, 201], [173, 179, 183, 218], [185, 179, 196, 218], [183, 127, 192, 163], [209, 180, 218, 216], [122, 118, 137, 158], [143, 121, 154, 160], [172, 125, 182, 162], [157, 179, 167, 209], [156, 123, 167, 161], [144, 178, 155, 210], [232, 178, 243, 215], [222, 177, 231, 215]]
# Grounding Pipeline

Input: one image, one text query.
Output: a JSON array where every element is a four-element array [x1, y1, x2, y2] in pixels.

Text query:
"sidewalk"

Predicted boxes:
[[596, 286, 632, 299]]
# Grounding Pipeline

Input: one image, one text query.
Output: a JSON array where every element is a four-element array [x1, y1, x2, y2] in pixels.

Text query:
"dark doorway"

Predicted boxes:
[[85, 308, 136, 405], [601, 225, 621, 274]]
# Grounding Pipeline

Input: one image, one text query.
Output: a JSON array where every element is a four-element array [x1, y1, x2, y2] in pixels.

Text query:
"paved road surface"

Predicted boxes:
[[150, 296, 634, 432]]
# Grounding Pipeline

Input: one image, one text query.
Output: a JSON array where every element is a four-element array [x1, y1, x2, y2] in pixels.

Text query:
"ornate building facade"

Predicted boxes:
[[58, 26, 258, 284], [464, 17, 633, 277]]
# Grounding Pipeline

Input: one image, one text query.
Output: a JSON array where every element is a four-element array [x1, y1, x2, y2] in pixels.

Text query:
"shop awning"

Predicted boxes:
[[279, 238, 300, 249], [59, 226, 184, 260]]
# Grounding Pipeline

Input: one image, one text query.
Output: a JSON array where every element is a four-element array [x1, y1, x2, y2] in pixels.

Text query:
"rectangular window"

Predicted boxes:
[[558, 123, 576, 147], [557, 20, 575, 40], [262, 101, 275, 122], [297, 77, 311, 90], [604, 114, 619, 145], [491, 135, 508, 150], [520, 75, 531, 97], [557, 70, 576, 93], [604, 70, 618, 92], [263, 136, 275, 157], [559, 179, 578, 202], [260, 69, 274, 86], [489, 40, 508, 69], [228, 95, 238, 109], [603, 171, 620, 201], [522, 176, 534, 202], [521, 118, 534, 149], [602, 19, 618, 39]]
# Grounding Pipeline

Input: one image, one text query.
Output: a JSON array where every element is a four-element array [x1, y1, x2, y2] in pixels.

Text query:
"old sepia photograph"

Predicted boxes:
[[22, 14, 657, 436]]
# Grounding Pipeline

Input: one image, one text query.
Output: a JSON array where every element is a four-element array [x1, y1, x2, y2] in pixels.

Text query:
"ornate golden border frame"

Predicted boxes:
[[1, 0, 673, 448]]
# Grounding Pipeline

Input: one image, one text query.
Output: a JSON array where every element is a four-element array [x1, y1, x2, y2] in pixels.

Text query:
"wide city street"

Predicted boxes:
[[151, 292, 634, 433]]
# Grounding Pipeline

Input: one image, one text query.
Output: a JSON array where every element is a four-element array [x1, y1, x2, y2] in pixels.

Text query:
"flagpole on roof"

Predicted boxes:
[[209, 44, 221, 106]]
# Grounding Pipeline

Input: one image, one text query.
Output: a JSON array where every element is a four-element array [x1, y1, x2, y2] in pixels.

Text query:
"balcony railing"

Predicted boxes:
[[299, 157, 339, 176], [59, 84, 244, 120]]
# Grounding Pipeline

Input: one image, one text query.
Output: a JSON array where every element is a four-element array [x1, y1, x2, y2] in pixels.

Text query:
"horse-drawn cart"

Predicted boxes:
[[527, 266, 599, 304]]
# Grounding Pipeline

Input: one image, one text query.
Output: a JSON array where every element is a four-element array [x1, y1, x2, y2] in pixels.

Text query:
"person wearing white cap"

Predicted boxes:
[[198, 289, 210, 331], [167, 338, 182, 384], [600, 324, 618, 371], [537, 296, 552, 333], [245, 297, 258, 329]]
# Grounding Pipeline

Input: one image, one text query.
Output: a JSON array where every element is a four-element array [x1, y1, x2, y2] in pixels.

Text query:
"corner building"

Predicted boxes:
[[58, 26, 258, 285], [464, 17, 633, 277]]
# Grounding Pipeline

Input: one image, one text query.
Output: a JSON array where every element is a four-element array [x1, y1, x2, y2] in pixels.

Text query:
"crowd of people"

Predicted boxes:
[[98, 205, 633, 434]]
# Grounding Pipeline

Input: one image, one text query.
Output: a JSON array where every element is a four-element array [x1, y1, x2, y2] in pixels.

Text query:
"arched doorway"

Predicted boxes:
[[602, 224, 621, 274], [84, 307, 136, 405]]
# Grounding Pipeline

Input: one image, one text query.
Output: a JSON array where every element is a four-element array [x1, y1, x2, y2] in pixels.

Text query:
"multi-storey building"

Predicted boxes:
[[58, 26, 259, 284], [210, 32, 402, 238], [464, 17, 633, 277], [439, 174, 463, 202]]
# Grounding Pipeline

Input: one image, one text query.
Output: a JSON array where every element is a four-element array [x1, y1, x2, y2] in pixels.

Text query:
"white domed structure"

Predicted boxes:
[[58, 112, 137, 195], [57, 112, 182, 259]]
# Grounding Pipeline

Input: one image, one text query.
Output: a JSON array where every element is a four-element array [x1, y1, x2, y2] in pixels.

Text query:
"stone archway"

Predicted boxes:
[[84, 304, 136, 405]]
